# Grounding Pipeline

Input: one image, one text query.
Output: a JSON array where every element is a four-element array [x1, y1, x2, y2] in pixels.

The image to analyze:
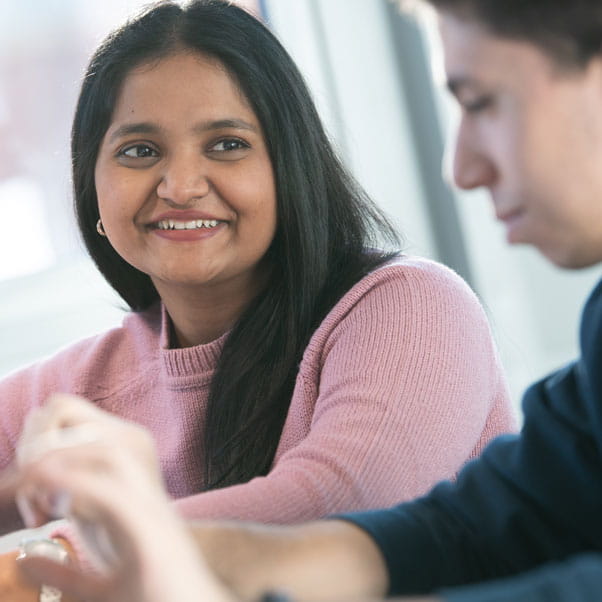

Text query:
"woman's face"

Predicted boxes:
[[94, 52, 277, 302]]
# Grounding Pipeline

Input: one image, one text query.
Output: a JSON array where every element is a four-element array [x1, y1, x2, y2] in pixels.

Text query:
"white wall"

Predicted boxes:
[[0, 259, 124, 378], [265, 0, 438, 259]]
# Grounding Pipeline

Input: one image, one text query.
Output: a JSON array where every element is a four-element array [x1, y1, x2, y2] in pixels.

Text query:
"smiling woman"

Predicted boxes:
[[0, 0, 261, 379], [94, 52, 277, 346], [0, 0, 517, 597]]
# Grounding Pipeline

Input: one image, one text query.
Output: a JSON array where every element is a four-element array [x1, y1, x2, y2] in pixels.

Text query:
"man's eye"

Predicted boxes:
[[463, 96, 494, 114], [121, 145, 158, 158], [209, 138, 250, 152]]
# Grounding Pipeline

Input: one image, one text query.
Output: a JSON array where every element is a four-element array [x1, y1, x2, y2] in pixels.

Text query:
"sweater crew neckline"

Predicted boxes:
[[159, 304, 227, 381]]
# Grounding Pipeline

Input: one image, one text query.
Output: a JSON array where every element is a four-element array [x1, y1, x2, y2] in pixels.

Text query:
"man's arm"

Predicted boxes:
[[188, 519, 390, 602], [440, 554, 602, 602]]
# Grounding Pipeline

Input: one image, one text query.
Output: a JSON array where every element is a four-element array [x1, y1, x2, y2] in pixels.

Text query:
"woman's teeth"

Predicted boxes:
[[156, 219, 219, 230]]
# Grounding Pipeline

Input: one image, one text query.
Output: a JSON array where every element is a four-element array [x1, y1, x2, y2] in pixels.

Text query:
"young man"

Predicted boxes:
[[9, 1, 602, 601]]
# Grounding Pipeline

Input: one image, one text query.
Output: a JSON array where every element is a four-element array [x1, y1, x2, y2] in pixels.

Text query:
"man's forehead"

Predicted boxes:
[[438, 12, 553, 90], [438, 12, 498, 73]]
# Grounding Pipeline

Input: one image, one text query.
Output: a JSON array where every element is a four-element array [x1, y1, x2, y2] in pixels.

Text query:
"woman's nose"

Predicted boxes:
[[156, 155, 210, 206]]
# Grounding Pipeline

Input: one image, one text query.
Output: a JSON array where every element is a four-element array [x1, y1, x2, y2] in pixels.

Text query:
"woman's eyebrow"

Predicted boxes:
[[108, 118, 258, 143], [108, 122, 159, 143], [192, 118, 259, 133]]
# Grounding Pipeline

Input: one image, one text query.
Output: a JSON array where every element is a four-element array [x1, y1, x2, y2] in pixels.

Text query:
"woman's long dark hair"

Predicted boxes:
[[72, 0, 401, 488]]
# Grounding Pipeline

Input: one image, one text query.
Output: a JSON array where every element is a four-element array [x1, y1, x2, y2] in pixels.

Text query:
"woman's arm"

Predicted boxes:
[[11, 261, 515, 530], [174, 260, 516, 522]]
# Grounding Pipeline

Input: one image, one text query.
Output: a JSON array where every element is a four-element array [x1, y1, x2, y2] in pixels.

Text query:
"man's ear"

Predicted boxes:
[[585, 52, 602, 103], [595, 51, 602, 85]]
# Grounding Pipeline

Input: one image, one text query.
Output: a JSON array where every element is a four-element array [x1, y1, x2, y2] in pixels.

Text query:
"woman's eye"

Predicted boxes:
[[120, 144, 158, 158], [209, 138, 250, 153]]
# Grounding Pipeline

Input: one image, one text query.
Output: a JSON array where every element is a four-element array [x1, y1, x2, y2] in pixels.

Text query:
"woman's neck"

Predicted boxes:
[[153, 273, 267, 348]]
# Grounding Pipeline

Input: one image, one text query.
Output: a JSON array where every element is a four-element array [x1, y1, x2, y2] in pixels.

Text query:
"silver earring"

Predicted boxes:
[[96, 219, 107, 237]]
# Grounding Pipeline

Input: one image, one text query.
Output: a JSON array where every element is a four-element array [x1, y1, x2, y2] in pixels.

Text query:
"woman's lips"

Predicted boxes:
[[153, 218, 220, 231], [150, 219, 227, 242]]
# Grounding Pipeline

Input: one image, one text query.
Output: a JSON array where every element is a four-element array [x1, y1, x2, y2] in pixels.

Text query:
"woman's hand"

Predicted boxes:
[[1, 393, 233, 602], [15, 393, 163, 531]]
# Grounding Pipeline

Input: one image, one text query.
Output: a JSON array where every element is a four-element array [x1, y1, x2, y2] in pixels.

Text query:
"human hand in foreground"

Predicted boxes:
[[3, 395, 437, 602], [0, 393, 232, 602], [15, 393, 163, 530]]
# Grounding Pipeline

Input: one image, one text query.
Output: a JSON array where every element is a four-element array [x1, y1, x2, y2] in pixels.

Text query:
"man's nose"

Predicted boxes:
[[452, 121, 496, 191]]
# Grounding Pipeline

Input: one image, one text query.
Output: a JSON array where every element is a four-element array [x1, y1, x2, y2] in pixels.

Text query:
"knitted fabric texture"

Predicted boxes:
[[0, 256, 516, 534]]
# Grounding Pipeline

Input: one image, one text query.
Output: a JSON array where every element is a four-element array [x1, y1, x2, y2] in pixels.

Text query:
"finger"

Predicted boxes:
[[19, 397, 159, 478], [18, 394, 111, 457], [0, 464, 58, 527], [15, 491, 48, 528], [15, 447, 157, 563], [75, 519, 123, 574], [0, 466, 49, 528], [14, 434, 171, 571], [15, 424, 107, 527], [19, 393, 162, 487], [43, 393, 107, 426], [20, 394, 95, 437], [15, 444, 116, 527], [41, 393, 136, 432], [18, 423, 106, 466], [18, 555, 113, 602], [15, 435, 119, 528]]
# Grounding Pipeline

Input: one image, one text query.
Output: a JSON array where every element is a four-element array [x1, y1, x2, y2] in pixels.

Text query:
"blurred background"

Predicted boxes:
[[1, 0, 600, 411]]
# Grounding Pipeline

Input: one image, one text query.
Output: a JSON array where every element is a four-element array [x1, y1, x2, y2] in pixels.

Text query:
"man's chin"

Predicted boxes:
[[538, 243, 602, 270]]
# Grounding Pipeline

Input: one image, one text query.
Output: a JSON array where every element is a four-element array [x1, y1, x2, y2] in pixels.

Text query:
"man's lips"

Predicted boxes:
[[495, 207, 527, 243], [496, 207, 525, 223]]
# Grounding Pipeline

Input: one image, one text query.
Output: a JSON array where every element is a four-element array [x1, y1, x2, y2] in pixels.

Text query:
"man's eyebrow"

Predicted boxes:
[[108, 118, 259, 142]]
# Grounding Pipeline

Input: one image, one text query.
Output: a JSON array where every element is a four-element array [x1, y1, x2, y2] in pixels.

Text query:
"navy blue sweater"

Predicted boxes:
[[345, 278, 602, 599]]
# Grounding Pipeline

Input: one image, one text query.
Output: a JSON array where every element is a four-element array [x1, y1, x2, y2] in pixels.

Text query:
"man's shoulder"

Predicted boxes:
[[580, 277, 602, 357]]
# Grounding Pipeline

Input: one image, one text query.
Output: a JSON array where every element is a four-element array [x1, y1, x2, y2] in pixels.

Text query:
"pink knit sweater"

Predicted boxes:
[[0, 256, 515, 532]]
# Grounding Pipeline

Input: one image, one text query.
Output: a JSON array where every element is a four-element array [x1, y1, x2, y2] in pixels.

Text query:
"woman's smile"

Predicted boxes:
[[94, 52, 277, 295], [147, 210, 228, 242]]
